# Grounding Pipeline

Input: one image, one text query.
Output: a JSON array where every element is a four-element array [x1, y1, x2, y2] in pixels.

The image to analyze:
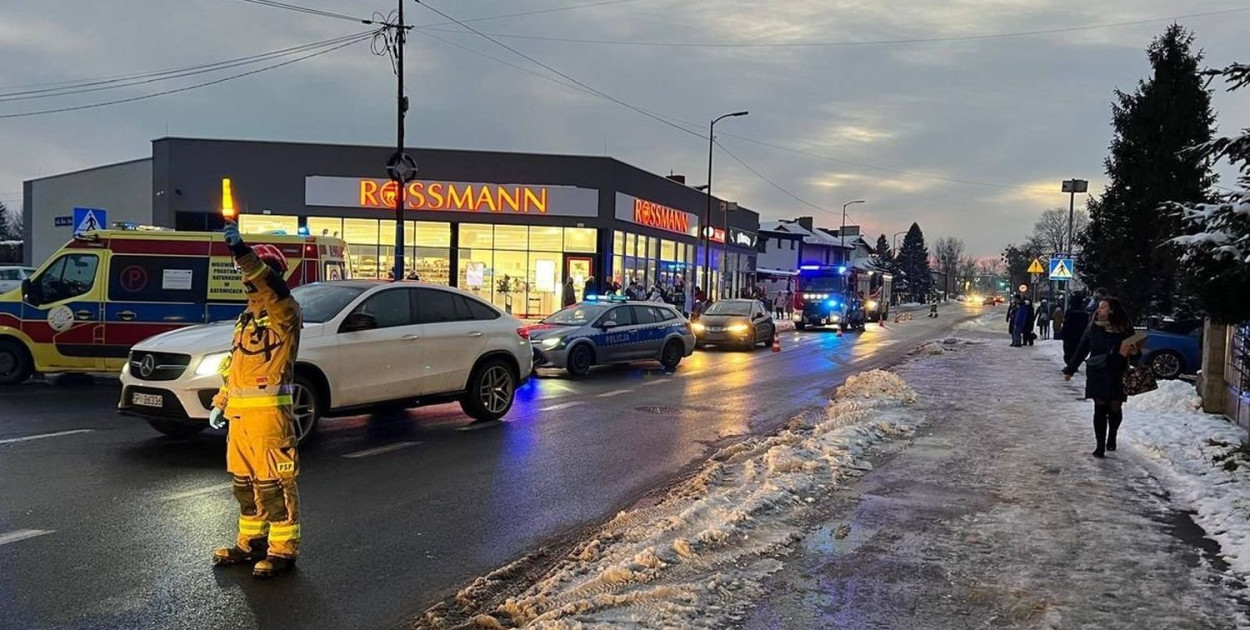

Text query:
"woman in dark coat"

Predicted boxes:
[[1060, 295, 1090, 363], [1063, 297, 1139, 458]]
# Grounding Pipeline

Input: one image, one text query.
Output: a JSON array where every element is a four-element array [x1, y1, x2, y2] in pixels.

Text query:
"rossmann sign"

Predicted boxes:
[[305, 176, 598, 217], [614, 193, 699, 237]]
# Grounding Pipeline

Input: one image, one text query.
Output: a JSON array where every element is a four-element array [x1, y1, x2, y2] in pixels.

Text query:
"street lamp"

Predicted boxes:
[[891, 230, 907, 255], [703, 110, 749, 301], [840, 199, 865, 265]]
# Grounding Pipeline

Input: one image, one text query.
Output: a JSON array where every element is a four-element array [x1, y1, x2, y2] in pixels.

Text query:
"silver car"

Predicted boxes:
[[528, 298, 696, 376], [0, 266, 35, 295]]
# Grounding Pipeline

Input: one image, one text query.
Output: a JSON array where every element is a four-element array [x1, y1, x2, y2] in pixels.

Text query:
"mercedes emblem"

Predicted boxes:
[[139, 354, 155, 378]]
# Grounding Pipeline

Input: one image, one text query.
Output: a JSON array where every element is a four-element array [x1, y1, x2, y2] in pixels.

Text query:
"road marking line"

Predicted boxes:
[[164, 482, 233, 501], [342, 441, 422, 459], [595, 389, 633, 398], [0, 429, 94, 446], [540, 401, 583, 412], [0, 529, 53, 546]]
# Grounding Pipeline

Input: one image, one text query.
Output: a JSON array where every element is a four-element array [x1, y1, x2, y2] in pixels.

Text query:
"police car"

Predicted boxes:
[[527, 296, 696, 376]]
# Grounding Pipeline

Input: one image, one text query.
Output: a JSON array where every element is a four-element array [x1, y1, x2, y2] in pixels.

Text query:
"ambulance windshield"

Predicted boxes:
[[292, 284, 367, 322]]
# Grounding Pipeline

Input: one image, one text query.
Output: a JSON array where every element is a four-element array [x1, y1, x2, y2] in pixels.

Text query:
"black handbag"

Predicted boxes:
[[1123, 362, 1158, 396]]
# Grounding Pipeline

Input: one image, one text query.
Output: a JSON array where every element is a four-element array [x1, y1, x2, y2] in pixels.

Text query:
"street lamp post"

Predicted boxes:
[[840, 199, 865, 266], [703, 110, 749, 301]]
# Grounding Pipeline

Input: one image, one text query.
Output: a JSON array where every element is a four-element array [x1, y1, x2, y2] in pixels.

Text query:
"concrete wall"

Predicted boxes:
[[23, 159, 152, 266]]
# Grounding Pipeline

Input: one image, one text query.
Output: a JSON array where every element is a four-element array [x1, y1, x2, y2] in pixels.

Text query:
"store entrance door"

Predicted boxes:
[[565, 255, 595, 303]]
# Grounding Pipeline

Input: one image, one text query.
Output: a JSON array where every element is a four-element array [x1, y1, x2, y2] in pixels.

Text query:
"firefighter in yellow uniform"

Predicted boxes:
[[209, 222, 303, 578]]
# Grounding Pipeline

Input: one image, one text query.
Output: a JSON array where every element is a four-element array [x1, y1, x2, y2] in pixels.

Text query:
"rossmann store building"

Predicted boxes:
[[23, 137, 760, 317]]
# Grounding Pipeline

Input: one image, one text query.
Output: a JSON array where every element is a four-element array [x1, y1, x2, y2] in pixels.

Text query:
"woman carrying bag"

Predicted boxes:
[[1062, 297, 1146, 458]]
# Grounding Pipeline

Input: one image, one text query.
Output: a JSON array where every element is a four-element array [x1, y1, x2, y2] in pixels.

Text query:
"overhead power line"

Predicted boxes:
[[0, 32, 374, 102], [0, 31, 376, 119], [414, 0, 643, 28], [714, 141, 839, 217], [415, 6, 1250, 48], [224, 0, 375, 23], [412, 0, 704, 141]]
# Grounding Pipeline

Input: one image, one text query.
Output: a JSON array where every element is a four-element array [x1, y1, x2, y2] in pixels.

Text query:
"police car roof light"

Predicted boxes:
[[799, 265, 821, 270]]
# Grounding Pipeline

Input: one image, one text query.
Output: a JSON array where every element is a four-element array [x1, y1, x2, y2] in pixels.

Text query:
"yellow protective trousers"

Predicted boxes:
[[227, 405, 300, 558]]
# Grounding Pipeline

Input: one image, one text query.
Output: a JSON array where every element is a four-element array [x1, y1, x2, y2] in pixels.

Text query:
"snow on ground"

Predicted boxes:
[[910, 337, 980, 356], [1036, 340, 1250, 579], [1123, 382, 1250, 576], [434, 371, 921, 629]]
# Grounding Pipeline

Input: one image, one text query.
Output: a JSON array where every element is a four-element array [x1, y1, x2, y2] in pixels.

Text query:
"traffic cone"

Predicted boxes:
[[772, 332, 781, 353]]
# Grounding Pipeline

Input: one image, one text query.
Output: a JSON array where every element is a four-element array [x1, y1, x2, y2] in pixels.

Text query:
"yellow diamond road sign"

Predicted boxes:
[[1027, 258, 1045, 274]]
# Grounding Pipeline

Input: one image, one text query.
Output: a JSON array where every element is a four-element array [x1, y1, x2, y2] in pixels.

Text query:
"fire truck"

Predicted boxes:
[[792, 264, 892, 331], [0, 228, 347, 385]]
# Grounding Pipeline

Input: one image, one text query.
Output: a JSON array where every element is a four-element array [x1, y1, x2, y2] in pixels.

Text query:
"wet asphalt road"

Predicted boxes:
[[0, 304, 979, 630]]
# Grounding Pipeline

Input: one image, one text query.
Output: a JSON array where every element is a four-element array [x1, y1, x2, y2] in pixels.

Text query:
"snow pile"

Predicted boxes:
[[443, 371, 919, 629], [1125, 380, 1204, 413], [910, 338, 980, 357]]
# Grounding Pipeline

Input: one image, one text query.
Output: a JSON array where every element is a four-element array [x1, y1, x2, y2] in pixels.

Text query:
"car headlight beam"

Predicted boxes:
[[194, 351, 230, 376], [728, 323, 750, 334], [540, 336, 564, 349], [692, 323, 706, 333]]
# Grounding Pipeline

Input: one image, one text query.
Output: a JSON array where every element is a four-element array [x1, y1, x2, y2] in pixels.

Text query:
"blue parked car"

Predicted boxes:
[[1141, 319, 1203, 380]]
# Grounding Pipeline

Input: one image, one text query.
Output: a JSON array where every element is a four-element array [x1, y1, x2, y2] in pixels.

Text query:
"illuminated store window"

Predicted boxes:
[[459, 224, 493, 249], [529, 226, 562, 252], [564, 227, 596, 253], [239, 215, 298, 235], [308, 217, 342, 239], [343, 218, 381, 278]]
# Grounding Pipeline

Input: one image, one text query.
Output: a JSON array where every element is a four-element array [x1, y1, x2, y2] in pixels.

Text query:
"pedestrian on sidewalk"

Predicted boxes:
[[1037, 301, 1051, 340], [1050, 302, 1064, 341], [562, 276, 577, 307], [1020, 298, 1037, 346], [1063, 296, 1140, 458], [1060, 294, 1090, 363], [1007, 296, 1021, 346]]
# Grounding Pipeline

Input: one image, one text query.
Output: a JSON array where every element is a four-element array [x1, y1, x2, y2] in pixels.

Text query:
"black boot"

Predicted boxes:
[[252, 555, 297, 579], [1107, 407, 1122, 451], [1092, 405, 1107, 458], [213, 540, 268, 566]]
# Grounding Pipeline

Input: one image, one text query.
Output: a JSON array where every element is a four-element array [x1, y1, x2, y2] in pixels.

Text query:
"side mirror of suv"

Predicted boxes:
[[340, 312, 378, 333], [22, 278, 41, 306]]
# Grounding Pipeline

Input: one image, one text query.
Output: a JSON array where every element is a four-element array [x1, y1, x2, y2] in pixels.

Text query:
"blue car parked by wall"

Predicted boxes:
[[1142, 319, 1203, 380]]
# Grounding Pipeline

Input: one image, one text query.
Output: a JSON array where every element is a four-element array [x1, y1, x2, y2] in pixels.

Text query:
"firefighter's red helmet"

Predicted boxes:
[[251, 244, 289, 274]]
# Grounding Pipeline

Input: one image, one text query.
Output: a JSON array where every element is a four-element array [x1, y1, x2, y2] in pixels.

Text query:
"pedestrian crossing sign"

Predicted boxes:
[[72, 207, 107, 236], [1026, 258, 1045, 274], [1049, 257, 1075, 280]]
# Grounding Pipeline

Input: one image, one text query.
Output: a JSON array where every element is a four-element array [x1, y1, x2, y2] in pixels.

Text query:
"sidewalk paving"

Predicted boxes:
[[743, 324, 1250, 629]]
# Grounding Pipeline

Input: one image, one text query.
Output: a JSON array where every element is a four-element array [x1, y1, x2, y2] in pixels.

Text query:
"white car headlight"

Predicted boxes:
[[865, 300, 879, 310], [540, 337, 563, 350], [195, 351, 230, 376]]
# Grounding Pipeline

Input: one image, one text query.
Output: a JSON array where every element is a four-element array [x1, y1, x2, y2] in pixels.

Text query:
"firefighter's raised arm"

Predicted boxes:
[[223, 222, 293, 308]]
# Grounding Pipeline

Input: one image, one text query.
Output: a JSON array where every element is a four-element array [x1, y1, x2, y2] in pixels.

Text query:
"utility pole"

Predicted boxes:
[[392, 0, 407, 281], [382, 0, 415, 281]]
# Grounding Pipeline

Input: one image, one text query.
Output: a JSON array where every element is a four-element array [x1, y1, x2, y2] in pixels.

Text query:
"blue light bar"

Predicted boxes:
[[838, 266, 847, 274], [799, 265, 821, 270], [827, 300, 838, 308]]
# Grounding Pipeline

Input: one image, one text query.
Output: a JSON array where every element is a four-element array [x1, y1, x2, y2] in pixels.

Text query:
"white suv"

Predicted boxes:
[[118, 281, 532, 441]]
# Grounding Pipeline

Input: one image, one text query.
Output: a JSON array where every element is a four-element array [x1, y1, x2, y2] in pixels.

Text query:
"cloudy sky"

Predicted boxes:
[[2, 0, 1247, 256]]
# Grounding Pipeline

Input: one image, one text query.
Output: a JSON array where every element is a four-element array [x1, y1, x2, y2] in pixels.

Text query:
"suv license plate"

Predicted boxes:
[[133, 393, 163, 407], [709, 326, 723, 332]]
